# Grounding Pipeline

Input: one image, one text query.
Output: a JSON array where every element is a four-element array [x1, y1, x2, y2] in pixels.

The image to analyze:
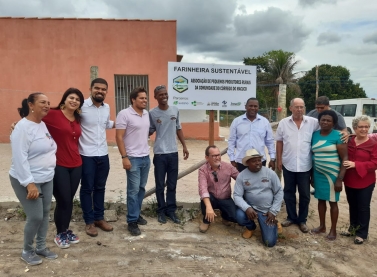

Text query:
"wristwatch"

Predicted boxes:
[[121, 155, 128, 159]]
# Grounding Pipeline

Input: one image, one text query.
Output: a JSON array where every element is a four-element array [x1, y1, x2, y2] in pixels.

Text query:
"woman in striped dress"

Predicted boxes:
[[310, 110, 348, 240]]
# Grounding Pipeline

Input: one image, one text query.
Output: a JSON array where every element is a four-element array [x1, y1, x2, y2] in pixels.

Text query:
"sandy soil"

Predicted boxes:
[[0, 127, 377, 276]]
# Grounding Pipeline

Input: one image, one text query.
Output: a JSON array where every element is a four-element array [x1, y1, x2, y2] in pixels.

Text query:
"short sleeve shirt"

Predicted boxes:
[[275, 116, 319, 172], [116, 106, 150, 157], [149, 106, 181, 154]]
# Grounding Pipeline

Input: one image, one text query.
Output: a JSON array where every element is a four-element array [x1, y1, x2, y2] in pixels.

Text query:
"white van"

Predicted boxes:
[[329, 98, 377, 134]]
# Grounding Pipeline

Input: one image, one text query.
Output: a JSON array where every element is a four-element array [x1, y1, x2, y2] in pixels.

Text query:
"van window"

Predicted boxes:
[[362, 104, 377, 117], [332, 105, 342, 113], [343, 104, 356, 116]]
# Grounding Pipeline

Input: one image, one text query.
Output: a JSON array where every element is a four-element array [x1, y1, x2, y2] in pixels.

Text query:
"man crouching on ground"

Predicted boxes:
[[198, 145, 239, 233], [234, 149, 283, 247]]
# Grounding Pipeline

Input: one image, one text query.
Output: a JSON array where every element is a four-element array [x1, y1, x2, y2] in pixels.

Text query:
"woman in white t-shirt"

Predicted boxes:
[[9, 93, 58, 266]]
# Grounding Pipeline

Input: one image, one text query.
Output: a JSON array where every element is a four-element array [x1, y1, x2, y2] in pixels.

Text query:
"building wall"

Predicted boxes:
[[180, 110, 223, 141], [0, 17, 177, 143], [0, 17, 221, 143], [182, 122, 223, 141]]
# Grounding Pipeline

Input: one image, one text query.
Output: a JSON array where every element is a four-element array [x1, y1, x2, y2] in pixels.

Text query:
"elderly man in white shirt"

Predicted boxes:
[[276, 98, 319, 233], [79, 78, 115, 237]]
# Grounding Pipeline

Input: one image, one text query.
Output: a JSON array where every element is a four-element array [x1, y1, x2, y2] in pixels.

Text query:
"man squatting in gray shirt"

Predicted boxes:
[[234, 149, 283, 247]]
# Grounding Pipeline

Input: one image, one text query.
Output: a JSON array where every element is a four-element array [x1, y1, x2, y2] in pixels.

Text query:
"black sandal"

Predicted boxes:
[[354, 237, 364, 244]]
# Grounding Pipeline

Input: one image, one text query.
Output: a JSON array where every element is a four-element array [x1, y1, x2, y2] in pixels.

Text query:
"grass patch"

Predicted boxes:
[[308, 209, 315, 219], [115, 190, 126, 216], [142, 198, 158, 218], [16, 206, 26, 220], [340, 224, 360, 236]]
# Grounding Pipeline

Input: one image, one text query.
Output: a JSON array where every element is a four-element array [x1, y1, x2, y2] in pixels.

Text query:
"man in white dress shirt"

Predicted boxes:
[[79, 78, 115, 237], [275, 98, 319, 233]]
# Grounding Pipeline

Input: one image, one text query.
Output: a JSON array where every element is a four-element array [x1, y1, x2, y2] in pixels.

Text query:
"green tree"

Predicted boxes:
[[298, 64, 367, 111], [244, 50, 301, 108]]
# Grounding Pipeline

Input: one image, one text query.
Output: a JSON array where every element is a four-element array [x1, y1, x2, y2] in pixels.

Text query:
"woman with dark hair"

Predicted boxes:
[[42, 88, 84, 249], [310, 110, 348, 240], [10, 93, 58, 265], [342, 115, 377, 244]]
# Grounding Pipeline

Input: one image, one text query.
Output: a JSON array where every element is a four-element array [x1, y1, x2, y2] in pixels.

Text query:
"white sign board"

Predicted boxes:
[[168, 62, 256, 110]]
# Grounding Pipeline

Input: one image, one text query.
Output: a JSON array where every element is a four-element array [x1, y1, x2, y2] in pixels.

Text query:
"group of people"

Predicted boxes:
[[277, 97, 376, 245], [199, 97, 283, 247], [198, 145, 283, 247], [114, 85, 189, 236], [10, 79, 189, 265], [9, 84, 377, 264], [10, 79, 115, 265], [201, 96, 376, 248]]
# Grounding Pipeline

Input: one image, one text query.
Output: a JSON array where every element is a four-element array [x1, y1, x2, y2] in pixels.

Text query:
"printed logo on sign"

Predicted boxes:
[[173, 76, 188, 93], [174, 100, 189, 105], [191, 101, 204, 106], [207, 102, 219, 106], [222, 100, 227, 107], [230, 102, 242, 106]]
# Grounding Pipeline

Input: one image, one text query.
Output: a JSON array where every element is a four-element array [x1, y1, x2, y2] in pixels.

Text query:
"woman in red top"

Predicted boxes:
[[342, 115, 377, 244], [43, 88, 84, 249]]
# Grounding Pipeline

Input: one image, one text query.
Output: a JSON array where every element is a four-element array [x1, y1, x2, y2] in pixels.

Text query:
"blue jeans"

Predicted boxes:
[[80, 155, 110, 224], [282, 166, 311, 224], [126, 155, 150, 223], [153, 152, 178, 214], [236, 208, 277, 247], [200, 193, 237, 224]]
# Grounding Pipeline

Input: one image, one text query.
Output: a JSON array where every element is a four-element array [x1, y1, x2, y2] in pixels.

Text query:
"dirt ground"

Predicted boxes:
[[1, 127, 377, 276]]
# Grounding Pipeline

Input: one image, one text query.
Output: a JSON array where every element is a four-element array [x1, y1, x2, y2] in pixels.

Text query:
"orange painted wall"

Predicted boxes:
[[0, 18, 177, 143], [181, 122, 223, 141]]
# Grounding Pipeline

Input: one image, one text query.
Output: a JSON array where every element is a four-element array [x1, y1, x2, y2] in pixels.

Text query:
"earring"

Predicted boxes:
[[31, 110, 34, 113], [60, 104, 65, 110], [76, 108, 82, 114]]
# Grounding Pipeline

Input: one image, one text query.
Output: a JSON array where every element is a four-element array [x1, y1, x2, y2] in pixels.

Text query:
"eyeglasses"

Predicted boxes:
[[210, 154, 221, 159], [212, 171, 218, 182], [155, 85, 166, 92]]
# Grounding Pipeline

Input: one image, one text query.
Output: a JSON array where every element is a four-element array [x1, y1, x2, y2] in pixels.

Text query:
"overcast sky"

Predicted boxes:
[[1, 0, 376, 98]]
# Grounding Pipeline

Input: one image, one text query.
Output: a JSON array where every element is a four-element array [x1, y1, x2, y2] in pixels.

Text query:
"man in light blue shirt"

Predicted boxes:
[[227, 98, 275, 172]]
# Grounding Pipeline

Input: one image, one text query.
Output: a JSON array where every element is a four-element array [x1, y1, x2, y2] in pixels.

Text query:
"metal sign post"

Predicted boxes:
[[209, 110, 214, 145]]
